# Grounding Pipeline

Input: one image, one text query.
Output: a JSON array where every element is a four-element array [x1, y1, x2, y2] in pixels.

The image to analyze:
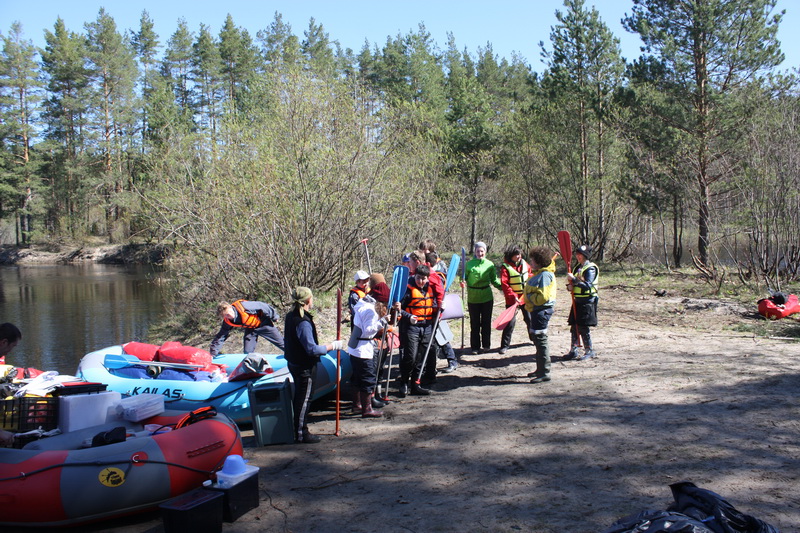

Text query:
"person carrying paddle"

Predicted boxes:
[[210, 300, 284, 356], [395, 264, 437, 397], [565, 244, 599, 361], [461, 242, 501, 354], [347, 281, 391, 418], [522, 247, 557, 384], [0, 323, 21, 446], [284, 287, 344, 443], [499, 246, 533, 355]]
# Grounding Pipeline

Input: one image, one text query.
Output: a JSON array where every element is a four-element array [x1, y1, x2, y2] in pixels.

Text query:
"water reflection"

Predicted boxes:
[[0, 264, 166, 374]]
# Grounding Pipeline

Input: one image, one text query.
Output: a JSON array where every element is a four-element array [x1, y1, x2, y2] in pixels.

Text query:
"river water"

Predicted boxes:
[[0, 264, 167, 374]]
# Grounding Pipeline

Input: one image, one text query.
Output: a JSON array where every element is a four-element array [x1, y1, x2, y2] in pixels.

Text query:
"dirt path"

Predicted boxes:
[[73, 284, 800, 532]]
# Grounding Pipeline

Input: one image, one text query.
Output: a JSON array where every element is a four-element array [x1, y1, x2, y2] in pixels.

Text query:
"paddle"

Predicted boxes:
[[335, 288, 342, 436], [360, 238, 372, 274], [445, 252, 461, 291], [379, 265, 410, 400], [558, 230, 581, 347], [460, 246, 467, 349], [492, 303, 519, 330], [104, 353, 203, 370]]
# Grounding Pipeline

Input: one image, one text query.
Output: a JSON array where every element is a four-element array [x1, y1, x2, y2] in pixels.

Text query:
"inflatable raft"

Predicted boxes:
[[0, 409, 242, 528], [77, 344, 352, 425], [757, 293, 800, 320]]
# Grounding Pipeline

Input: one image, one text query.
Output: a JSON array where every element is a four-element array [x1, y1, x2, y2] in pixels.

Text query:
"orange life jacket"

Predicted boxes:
[[405, 283, 435, 321], [224, 300, 262, 329], [350, 286, 367, 299]]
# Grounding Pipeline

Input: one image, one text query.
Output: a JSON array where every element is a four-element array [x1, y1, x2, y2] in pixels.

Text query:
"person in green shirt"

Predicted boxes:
[[461, 242, 501, 354]]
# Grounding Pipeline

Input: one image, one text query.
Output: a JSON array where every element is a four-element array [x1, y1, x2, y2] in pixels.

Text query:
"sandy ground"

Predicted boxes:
[[19, 282, 800, 533]]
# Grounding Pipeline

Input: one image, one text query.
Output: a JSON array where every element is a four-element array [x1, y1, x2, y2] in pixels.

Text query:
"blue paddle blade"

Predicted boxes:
[[445, 252, 461, 291], [389, 265, 409, 306], [104, 353, 203, 370]]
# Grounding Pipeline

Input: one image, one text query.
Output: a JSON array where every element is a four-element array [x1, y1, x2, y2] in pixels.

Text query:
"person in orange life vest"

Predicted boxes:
[[408, 251, 445, 313], [0, 323, 21, 447], [346, 281, 391, 418], [394, 264, 437, 397], [284, 287, 345, 443], [499, 246, 533, 354], [210, 300, 284, 356], [348, 270, 371, 326]]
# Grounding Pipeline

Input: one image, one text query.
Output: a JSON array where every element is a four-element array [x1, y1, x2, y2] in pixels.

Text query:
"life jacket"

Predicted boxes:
[[350, 286, 367, 300], [504, 260, 530, 296], [572, 261, 599, 299], [405, 283, 435, 321], [224, 300, 262, 329]]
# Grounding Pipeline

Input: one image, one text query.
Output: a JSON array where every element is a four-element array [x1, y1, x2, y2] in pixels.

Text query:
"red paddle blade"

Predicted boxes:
[[492, 303, 519, 330], [558, 231, 572, 267]]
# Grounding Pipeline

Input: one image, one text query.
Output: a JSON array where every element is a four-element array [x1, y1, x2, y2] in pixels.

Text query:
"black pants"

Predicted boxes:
[[501, 304, 532, 349], [288, 363, 316, 440], [400, 322, 433, 383], [468, 300, 493, 351]]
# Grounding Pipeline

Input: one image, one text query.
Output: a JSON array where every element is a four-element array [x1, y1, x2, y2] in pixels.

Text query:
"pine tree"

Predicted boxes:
[[131, 10, 160, 152], [192, 24, 223, 135], [218, 14, 261, 113], [40, 17, 91, 235], [257, 12, 301, 73], [0, 22, 43, 243], [163, 19, 194, 129], [623, 0, 784, 264]]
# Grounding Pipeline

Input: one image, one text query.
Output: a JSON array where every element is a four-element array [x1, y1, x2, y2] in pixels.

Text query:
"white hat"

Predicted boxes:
[[354, 270, 370, 281]]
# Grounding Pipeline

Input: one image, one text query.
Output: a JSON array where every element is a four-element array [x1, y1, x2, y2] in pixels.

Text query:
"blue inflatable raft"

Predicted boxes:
[[76, 345, 352, 425]]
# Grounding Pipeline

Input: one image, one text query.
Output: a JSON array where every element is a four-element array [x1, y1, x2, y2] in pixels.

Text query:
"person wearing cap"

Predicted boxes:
[[461, 241, 501, 354], [348, 270, 371, 327], [284, 287, 345, 443], [565, 244, 599, 361], [210, 300, 284, 356], [346, 281, 391, 418]]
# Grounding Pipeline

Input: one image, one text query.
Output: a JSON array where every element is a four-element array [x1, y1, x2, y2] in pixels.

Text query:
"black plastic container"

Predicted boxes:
[[160, 488, 223, 533], [210, 471, 260, 522]]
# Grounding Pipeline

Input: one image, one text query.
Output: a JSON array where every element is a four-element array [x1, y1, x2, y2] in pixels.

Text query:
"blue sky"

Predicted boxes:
[[2, 0, 797, 73]]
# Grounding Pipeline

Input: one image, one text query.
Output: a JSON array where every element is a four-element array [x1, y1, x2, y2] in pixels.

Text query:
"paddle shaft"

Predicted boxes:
[[335, 288, 342, 436], [416, 309, 443, 384], [360, 239, 372, 274], [104, 353, 203, 370]]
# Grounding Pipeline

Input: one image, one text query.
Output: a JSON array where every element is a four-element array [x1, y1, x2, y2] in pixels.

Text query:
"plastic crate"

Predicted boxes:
[[0, 396, 59, 432]]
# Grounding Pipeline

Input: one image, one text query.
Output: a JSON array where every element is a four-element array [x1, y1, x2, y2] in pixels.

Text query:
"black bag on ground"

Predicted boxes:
[[668, 481, 780, 533], [601, 509, 715, 532]]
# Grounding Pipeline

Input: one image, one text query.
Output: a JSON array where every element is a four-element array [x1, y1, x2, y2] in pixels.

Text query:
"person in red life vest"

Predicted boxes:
[[499, 246, 533, 355], [346, 281, 391, 418], [210, 300, 284, 356], [395, 264, 438, 397], [0, 323, 21, 446], [347, 270, 371, 327]]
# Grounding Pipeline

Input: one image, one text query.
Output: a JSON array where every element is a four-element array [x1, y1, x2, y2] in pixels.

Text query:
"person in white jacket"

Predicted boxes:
[[346, 281, 390, 418]]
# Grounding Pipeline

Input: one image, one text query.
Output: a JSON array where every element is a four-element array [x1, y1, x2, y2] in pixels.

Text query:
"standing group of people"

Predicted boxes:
[[210, 238, 599, 444]]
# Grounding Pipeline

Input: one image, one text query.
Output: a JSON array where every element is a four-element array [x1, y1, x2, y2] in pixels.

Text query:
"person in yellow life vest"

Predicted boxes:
[[395, 264, 436, 397], [210, 300, 284, 356], [565, 244, 599, 361], [522, 247, 557, 384], [348, 270, 371, 327], [499, 246, 533, 355]]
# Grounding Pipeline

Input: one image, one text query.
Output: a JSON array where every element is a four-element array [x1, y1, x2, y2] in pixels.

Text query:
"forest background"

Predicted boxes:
[[1, 0, 799, 337]]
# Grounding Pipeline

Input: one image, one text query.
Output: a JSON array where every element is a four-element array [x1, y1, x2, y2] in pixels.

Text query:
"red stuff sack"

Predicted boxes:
[[122, 342, 160, 361], [157, 342, 214, 372]]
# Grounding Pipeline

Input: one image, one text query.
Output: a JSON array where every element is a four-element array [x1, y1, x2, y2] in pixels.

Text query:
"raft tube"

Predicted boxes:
[[0, 409, 242, 528]]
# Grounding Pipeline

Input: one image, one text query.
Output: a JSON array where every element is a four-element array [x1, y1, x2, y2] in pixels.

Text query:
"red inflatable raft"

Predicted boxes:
[[0, 409, 242, 527], [758, 293, 800, 320]]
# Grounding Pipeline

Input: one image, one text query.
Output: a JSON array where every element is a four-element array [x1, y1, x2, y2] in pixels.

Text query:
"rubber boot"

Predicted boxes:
[[371, 395, 388, 408], [352, 390, 363, 414], [361, 392, 383, 418], [530, 333, 551, 383]]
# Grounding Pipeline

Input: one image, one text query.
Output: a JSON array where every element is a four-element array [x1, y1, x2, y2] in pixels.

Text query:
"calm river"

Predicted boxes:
[[0, 264, 167, 374]]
